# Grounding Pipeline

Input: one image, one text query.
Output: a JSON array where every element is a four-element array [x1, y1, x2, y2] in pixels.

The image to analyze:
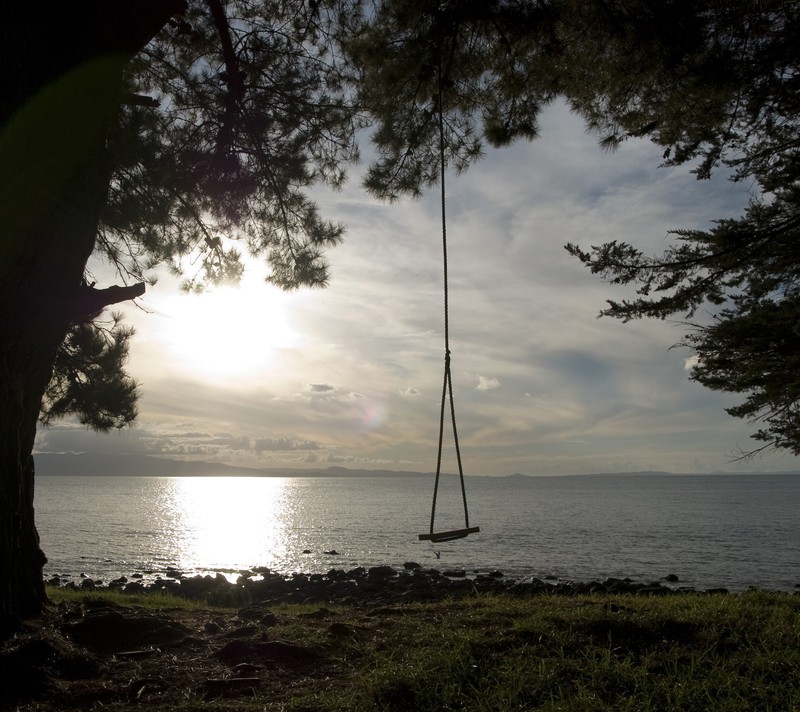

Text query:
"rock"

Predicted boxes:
[[368, 566, 396, 579], [443, 569, 466, 578], [259, 613, 278, 627], [47, 561, 756, 604], [178, 575, 222, 598], [302, 549, 312, 554], [636, 585, 671, 596], [603, 577, 638, 593], [204, 621, 222, 634], [571, 580, 606, 595], [232, 662, 261, 676], [62, 611, 190, 652], [237, 605, 268, 621]]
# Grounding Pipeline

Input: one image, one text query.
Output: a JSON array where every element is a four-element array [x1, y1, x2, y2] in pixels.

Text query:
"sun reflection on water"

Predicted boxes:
[[164, 477, 291, 573]]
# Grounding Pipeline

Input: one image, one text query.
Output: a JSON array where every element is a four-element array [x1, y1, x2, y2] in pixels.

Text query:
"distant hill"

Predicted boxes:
[[33, 452, 432, 478], [33, 453, 798, 478], [34, 452, 260, 477]]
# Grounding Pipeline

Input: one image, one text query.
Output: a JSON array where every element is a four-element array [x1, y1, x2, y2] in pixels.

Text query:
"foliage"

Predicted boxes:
[[99, 0, 363, 292], [346, 0, 800, 456], [346, 0, 559, 200], [557, 1, 800, 456], [567, 195, 800, 456], [43, 0, 366, 430], [40, 315, 138, 432]]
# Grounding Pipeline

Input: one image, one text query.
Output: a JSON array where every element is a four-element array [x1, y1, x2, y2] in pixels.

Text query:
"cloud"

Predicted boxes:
[[684, 354, 701, 371], [254, 436, 324, 452], [306, 383, 337, 394], [475, 375, 501, 391]]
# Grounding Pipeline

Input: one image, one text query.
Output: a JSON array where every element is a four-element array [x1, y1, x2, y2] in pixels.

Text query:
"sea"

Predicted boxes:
[[35, 473, 800, 592]]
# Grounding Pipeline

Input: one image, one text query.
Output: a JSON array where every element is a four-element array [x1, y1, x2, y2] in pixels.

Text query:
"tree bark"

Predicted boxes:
[[0, 1, 184, 633]]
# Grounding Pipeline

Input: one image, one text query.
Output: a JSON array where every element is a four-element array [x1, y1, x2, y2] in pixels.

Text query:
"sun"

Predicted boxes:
[[156, 277, 299, 381]]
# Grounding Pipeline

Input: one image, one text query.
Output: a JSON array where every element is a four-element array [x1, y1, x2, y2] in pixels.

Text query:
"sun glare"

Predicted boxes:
[[168, 477, 291, 573], [158, 279, 299, 381]]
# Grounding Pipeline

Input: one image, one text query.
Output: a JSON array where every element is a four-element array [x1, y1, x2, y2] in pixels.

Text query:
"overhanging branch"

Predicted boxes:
[[71, 282, 145, 320]]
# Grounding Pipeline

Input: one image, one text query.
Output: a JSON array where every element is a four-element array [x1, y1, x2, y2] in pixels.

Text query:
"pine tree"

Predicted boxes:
[[351, 0, 800, 456], [558, 1, 800, 456], [0, 0, 361, 629]]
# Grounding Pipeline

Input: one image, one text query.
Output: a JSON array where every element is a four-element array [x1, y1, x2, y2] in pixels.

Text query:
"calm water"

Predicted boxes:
[[35, 474, 800, 591]]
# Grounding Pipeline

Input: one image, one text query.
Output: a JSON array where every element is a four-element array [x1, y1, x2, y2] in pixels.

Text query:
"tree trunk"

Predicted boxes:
[[0, 89, 118, 631], [0, 350, 55, 630], [0, 2, 185, 633]]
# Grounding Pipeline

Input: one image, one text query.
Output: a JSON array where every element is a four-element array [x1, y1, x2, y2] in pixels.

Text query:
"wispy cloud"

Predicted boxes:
[[475, 376, 501, 391]]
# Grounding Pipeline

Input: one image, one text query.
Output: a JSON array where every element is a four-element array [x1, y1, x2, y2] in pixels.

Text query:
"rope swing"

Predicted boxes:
[[418, 50, 480, 544]]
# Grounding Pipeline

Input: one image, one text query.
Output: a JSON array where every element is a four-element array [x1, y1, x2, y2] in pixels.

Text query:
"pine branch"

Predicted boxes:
[[70, 283, 146, 320]]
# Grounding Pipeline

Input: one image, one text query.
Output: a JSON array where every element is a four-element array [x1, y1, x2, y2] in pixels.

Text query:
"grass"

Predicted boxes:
[[31, 588, 800, 710], [47, 585, 222, 611], [342, 593, 800, 712]]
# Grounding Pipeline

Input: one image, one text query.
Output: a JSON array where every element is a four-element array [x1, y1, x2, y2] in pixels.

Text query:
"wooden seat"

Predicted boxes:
[[418, 526, 480, 543]]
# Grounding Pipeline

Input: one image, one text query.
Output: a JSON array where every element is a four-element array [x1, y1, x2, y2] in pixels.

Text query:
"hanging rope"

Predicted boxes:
[[419, 48, 479, 543]]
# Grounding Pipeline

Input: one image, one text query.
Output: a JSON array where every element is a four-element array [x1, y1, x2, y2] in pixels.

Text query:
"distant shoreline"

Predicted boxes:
[[34, 453, 431, 478], [34, 452, 800, 478]]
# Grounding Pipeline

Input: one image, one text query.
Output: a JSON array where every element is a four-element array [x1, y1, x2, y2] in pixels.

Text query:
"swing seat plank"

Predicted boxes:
[[418, 526, 480, 542]]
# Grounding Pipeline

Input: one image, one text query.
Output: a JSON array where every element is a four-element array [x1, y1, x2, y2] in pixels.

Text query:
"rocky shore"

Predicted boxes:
[[45, 563, 750, 605]]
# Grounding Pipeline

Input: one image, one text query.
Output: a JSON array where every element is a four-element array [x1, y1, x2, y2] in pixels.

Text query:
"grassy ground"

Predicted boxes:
[[6, 587, 800, 711]]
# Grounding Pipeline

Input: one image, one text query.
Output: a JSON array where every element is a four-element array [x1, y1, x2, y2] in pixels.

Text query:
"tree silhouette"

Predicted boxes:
[[557, 1, 800, 457], [351, 0, 800, 456], [2, 0, 797, 628], [0, 0, 361, 629]]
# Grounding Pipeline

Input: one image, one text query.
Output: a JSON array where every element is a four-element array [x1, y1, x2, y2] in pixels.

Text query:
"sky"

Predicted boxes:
[[34, 100, 800, 476]]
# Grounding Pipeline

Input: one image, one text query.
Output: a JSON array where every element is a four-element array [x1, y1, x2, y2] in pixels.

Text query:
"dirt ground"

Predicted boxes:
[[1, 598, 352, 711]]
